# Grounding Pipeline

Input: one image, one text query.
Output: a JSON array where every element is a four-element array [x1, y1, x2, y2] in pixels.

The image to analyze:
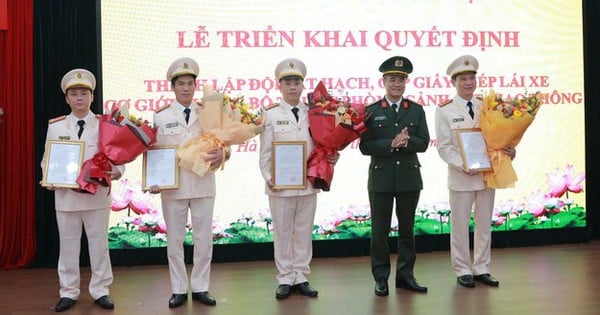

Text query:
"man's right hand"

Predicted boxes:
[[148, 185, 161, 194], [463, 169, 480, 176], [39, 180, 57, 191], [267, 179, 280, 193], [391, 127, 409, 148]]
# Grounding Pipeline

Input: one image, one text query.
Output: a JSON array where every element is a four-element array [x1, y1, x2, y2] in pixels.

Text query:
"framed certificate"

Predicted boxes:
[[271, 141, 307, 190], [41, 140, 85, 188], [142, 145, 179, 191], [456, 128, 492, 172]]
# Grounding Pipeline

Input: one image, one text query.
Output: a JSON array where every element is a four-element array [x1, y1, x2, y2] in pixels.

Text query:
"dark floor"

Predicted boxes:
[[1, 241, 599, 315]]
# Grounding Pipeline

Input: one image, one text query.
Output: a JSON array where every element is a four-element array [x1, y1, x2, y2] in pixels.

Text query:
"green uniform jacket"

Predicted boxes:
[[359, 98, 430, 192]]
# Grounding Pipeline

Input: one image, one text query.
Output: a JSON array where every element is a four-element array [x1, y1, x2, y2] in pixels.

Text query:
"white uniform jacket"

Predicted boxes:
[[153, 101, 216, 199], [434, 96, 486, 191], [42, 113, 124, 211], [259, 101, 318, 197]]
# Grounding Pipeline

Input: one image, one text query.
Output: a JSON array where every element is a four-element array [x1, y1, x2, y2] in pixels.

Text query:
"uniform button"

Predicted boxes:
[[395, 123, 398, 126], [396, 161, 400, 165]]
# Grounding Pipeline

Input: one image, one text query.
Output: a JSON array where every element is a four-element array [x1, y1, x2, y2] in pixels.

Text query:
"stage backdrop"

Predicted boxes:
[[99, 0, 585, 249]]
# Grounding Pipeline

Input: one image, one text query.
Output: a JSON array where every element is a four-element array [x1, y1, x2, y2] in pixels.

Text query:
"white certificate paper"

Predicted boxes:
[[42, 140, 84, 188], [456, 128, 492, 171], [272, 141, 307, 189], [142, 146, 179, 190]]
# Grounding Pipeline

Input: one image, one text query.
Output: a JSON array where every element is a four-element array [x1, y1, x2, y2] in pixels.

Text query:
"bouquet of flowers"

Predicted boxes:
[[77, 106, 158, 194], [480, 89, 544, 188], [306, 81, 368, 191], [224, 94, 262, 126], [176, 85, 264, 177]]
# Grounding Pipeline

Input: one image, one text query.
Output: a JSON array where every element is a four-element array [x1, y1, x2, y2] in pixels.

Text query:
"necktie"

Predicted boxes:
[[391, 103, 398, 112], [77, 120, 85, 139], [291, 107, 299, 122], [467, 101, 474, 119], [183, 108, 191, 124]]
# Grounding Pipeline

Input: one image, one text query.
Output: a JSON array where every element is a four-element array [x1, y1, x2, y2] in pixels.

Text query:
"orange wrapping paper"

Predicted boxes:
[[480, 90, 542, 188], [176, 85, 263, 177]]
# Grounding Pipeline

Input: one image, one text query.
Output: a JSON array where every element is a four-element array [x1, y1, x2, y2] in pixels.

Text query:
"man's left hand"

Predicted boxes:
[[327, 151, 340, 164], [106, 167, 121, 180], [502, 146, 516, 160], [206, 149, 225, 164]]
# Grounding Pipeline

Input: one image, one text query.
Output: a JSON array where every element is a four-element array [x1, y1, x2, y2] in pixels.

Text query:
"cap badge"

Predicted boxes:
[[183, 62, 189, 69], [289, 62, 295, 68], [464, 60, 470, 65], [76, 73, 82, 79], [394, 60, 403, 67]]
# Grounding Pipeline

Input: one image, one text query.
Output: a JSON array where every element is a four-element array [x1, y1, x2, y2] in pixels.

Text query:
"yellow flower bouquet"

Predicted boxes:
[[176, 85, 264, 177], [480, 89, 544, 188]]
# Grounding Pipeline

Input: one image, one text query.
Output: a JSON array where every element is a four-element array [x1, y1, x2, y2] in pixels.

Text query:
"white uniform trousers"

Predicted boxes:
[[162, 198, 214, 293], [269, 194, 317, 285], [449, 188, 495, 276], [55, 208, 112, 300]]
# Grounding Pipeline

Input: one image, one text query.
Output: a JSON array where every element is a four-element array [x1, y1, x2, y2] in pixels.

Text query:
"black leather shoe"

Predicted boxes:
[[168, 294, 188, 308], [294, 282, 318, 297], [275, 284, 292, 299], [474, 273, 500, 287], [374, 279, 389, 296], [54, 297, 76, 312], [396, 278, 428, 293], [192, 291, 217, 306], [94, 295, 114, 309], [457, 275, 475, 288]]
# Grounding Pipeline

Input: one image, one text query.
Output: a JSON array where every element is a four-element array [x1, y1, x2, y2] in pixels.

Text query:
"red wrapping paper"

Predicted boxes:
[[307, 81, 368, 191], [76, 113, 158, 194], [99, 117, 157, 164], [76, 154, 111, 194]]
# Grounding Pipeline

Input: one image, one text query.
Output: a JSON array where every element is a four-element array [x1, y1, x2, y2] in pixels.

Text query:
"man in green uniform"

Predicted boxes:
[[359, 56, 430, 297]]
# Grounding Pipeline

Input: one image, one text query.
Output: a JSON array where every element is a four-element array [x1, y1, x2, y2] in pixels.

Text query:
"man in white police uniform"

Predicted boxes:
[[42, 68, 123, 312], [149, 57, 226, 308], [435, 55, 515, 288], [259, 58, 329, 299]]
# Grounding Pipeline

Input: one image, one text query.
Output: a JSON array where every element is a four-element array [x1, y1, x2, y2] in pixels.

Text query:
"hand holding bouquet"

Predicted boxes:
[[176, 85, 264, 177], [480, 89, 544, 188], [77, 106, 158, 194], [306, 81, 368, 191]]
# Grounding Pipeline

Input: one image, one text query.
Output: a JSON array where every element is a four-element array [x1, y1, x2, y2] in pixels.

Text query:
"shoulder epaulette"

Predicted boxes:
[[48, 115, 66, 124], [438, 99, 453, 107], [265, 103, 279, 111], [155, 104, 171, 113]]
